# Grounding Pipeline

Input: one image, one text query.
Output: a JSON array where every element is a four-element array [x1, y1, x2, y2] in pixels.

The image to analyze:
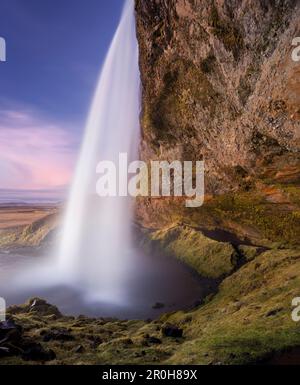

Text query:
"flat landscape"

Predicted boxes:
[[0, 206, 57, 230]]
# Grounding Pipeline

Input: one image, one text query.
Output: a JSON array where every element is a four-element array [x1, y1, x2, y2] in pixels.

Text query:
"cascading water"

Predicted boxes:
[[57, 0, 140, 302], [0, 0, 212, 319]]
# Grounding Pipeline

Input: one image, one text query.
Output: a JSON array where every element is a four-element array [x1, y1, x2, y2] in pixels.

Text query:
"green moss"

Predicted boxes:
[[149, 225, 239, 279], [164, 248, 300, 364], [237, 245, 261, 262], [210, 192, 300, 247], [281, 186, 300, 206]]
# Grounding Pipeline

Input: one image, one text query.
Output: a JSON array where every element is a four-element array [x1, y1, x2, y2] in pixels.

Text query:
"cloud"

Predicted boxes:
[[0, 109, 79, 190]]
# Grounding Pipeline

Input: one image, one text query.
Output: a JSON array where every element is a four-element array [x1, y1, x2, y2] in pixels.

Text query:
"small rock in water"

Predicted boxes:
[[152, 302, 165, 310]]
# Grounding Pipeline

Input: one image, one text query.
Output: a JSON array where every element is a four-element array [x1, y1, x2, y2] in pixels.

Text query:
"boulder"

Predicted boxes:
[[42, 328, 74, 342], [8, 298, 62, 319], [22, 343, 56, 362]]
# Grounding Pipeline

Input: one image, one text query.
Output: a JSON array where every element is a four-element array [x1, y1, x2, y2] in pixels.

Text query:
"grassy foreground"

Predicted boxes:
[[1, 246, 299, 365]]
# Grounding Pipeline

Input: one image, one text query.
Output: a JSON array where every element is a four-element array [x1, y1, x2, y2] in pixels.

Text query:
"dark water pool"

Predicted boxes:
[[0, 248, 216, 320]]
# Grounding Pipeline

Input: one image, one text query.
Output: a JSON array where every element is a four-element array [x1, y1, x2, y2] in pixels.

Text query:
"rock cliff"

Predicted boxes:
[[135, 0, 300, 195], [135, 0, 300, 252]]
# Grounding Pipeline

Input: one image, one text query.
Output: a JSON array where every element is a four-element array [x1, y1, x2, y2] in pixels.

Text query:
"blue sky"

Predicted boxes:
[[0, 0, 125, 191]]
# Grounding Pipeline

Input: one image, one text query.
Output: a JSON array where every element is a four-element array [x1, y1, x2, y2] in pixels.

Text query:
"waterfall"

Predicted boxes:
[[57, 0, 140, 302]]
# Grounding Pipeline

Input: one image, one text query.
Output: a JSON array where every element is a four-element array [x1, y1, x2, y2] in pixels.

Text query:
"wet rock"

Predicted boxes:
[[0, 319, 22, 343], [0, 346, 10, 357], [74, 345, 85, 354], [162, 324, 183, 338], [42, 328, 75, 342], [22, 343, 56, 362], [0, 318, 20, 331]]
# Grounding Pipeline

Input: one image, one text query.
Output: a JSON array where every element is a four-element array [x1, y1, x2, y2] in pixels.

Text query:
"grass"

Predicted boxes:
[[210, 192, 300, 247], [164, 248, 300, 364]]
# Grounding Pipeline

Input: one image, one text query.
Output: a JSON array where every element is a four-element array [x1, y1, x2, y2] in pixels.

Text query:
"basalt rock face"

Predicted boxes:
[[135, 0, 300, 202]]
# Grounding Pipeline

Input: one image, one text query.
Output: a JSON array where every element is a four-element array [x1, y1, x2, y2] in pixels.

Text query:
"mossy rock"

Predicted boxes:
[[149, 225, 239, 279], [237, 245, 261, 262], [162, 248, 300, 364]]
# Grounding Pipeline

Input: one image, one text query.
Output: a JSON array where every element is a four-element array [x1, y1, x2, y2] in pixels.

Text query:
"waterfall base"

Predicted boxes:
[[0, 247, 215, 319]]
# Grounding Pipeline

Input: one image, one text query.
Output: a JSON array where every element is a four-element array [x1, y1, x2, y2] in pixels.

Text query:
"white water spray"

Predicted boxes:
[[57, 0, 140, 302]]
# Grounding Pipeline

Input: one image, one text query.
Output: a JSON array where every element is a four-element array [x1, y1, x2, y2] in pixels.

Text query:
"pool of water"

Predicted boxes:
[[0, 248, 216, 320]]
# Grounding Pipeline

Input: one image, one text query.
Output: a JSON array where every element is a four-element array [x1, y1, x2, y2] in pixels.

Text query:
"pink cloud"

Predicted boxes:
[[0, 109, 78, 190]]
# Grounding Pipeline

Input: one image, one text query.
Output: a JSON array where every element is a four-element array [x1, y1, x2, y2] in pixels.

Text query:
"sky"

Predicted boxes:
[[0, 0, 125, 193]]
